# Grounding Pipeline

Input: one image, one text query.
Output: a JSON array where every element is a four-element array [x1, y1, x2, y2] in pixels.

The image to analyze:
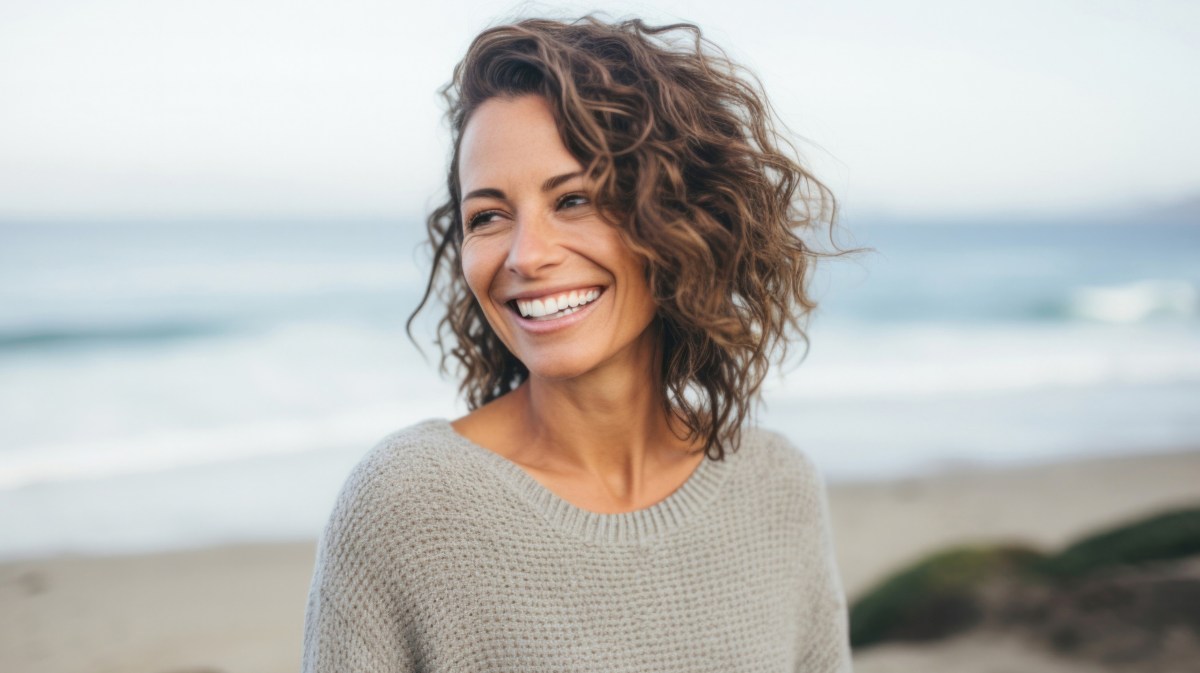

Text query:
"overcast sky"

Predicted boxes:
[[1, 0, 1197, 221]]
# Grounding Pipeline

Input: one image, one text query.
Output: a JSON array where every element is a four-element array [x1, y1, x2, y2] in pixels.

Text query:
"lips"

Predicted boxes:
[[512, 287, 602, 318], [503, 286, 607, 333]]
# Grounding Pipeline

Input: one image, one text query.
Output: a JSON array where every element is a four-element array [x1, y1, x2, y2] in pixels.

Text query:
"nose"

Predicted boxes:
[[505, 209, 565, 278]]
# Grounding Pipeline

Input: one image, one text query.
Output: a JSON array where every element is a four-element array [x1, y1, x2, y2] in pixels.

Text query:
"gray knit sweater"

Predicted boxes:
[[302, 418, 851, 672]]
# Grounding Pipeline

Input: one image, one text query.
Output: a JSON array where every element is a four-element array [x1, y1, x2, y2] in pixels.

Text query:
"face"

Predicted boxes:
[[457, 94, 659, 383]]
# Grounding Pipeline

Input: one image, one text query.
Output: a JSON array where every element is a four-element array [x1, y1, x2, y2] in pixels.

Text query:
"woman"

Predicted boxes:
[[303, 15, 854, 672]]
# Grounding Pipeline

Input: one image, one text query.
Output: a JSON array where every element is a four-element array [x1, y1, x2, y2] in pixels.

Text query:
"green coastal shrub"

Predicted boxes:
[[849, 544, 1044, 649], [1035, 507, 1200, 580], [849, 506, 1200, 650]]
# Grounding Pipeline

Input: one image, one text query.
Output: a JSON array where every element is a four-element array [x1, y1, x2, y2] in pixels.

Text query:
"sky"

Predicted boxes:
[[0, 0, 1197, 221]]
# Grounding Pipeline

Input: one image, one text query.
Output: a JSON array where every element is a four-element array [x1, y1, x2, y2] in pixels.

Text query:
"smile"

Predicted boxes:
[[510, 287, 602, 320]]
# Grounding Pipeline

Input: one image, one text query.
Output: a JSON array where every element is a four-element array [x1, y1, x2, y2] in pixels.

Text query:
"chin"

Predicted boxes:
[[524, 363, 595, 383], [520, 353, 602, 383]]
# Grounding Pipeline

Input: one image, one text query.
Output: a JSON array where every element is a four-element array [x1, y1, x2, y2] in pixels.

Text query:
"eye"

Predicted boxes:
[[465, 209, 503, 230], [557, 193, 590, 210]]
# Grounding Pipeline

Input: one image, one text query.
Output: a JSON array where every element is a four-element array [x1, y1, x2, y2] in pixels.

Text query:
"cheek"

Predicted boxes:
[[459, 241, 495, 300], [605, 244, 655, 311]]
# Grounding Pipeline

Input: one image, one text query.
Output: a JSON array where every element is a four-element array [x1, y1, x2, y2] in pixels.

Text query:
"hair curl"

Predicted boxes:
[[409, 15, 864, 461]]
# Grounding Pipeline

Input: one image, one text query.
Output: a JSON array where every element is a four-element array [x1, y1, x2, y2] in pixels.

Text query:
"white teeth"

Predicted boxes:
[[514, 288, 602, 319]]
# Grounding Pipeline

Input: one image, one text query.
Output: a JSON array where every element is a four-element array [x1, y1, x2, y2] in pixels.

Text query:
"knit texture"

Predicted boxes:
[[302, 419, 851, 672]]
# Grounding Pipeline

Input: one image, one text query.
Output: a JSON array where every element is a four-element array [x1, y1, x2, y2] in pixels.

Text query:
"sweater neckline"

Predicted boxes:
[[426, 418, 735, 546]]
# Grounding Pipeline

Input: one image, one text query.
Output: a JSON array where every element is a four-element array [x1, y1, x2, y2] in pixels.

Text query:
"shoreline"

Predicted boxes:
[[3, 447, 1198, 673]]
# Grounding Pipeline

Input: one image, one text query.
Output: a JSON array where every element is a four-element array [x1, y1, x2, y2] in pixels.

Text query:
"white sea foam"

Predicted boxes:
[[0, 405, 435, 490], [0, 320, 461, 489], [1067, 279, 1198, 323], [766, 321, 1200, 399]]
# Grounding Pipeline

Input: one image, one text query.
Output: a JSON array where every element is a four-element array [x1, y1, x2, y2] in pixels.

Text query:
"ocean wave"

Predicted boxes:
[[0, 320, 230, 352], [0, 404, 443, 490], [4, 259, 417, 302], [1066, 280, 1198, 324], [767, 322, 1200, 399]]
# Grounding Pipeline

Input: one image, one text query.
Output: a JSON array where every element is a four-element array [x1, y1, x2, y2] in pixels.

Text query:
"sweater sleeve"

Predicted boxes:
[[794, 452, 853, 673], [301, 449, 419, 673], [302, 583, 416, 673]]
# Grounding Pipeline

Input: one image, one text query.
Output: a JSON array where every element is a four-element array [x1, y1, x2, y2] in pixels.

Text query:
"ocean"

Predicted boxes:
[[1, 216, 1197, 560]]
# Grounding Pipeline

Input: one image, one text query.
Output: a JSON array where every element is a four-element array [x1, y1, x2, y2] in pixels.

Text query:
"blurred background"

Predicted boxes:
[[1, 1, 1197, 672]]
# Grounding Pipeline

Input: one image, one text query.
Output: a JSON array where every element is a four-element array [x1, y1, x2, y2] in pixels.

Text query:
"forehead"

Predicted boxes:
[[458, 95, 583, 193]]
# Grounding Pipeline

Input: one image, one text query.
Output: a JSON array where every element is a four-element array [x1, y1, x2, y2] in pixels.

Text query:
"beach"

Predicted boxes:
[[3, 447, 1197, 673], [2, 4, 1199, 669]]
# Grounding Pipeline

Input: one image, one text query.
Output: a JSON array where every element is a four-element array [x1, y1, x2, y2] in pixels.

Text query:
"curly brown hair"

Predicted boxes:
[[409, 15, 863, 461]]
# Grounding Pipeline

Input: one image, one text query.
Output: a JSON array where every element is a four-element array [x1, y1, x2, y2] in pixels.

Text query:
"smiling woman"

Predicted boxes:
[[303, 14, 857, 673], [456, 94, 661, 387]]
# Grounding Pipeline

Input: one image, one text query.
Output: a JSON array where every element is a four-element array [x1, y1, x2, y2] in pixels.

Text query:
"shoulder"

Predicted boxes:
[[318, 420, 464, 552], [306, 422, 467, 645], [346, 419, 460, 489], [736, 425, 831, 509], [738, 426, 824, 482]]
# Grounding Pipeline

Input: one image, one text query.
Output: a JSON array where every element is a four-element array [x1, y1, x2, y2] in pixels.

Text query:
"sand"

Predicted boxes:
[[1, 542, 316, 673], [829, 449, 1200, 598], [3, 448, 1198, 673]]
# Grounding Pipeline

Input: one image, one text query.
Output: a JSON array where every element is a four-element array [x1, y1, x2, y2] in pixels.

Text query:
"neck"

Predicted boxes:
[[511, 322, 696, 485], [451, 319, 705, 508]]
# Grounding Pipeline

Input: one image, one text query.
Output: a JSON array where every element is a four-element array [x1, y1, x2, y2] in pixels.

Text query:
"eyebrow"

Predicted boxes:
[[462, 171, 583, 202]]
